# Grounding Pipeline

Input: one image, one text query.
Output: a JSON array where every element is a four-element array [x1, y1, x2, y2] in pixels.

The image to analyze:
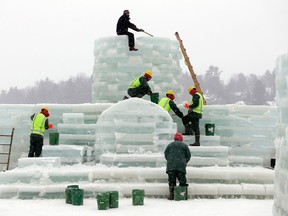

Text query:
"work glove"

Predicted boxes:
[[48, 123, 54, 129], [138, 29, 144, 32], [184, 103, 190, 109]]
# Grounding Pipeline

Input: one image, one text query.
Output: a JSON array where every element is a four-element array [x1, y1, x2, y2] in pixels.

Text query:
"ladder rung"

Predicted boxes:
[[0, 128, 15, 171]]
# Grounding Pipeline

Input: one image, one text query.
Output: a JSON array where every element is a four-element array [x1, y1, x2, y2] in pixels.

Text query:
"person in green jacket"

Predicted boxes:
[[28, 107, 53, 157], [158, 89, 184, 119], [164, 132, 191, 200]]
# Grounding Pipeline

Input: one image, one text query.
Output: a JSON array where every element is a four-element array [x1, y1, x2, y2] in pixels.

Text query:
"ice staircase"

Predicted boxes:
[[0, 160, 274, 199], [0, 105, 276, 200], [0, 133, 275, 200]]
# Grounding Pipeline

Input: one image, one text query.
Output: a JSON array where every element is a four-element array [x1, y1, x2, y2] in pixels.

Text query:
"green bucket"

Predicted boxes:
[[205, 123, 215, 136], [72, 188, 84, 206], [174, 186, 188, 201], [109, 191, 119, 208], [132, 189, 145, 206], [49, 132, 59, 145], [65, 185, 79, 204], [96, 192, 110, 210], [150, 92, 159, 104]]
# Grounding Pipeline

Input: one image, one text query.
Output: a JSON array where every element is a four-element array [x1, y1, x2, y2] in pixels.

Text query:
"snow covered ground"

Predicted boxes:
[[0, 197, 273, 216]]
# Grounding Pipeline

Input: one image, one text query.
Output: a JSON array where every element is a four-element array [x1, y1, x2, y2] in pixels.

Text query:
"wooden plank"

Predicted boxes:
[[175, 32, 206, 104]]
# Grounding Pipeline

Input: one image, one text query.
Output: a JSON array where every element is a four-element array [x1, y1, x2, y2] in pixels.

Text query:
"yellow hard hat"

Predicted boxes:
[[166, 90, 174, 95], [41, 106, 49, 111], [188, 86, 196, 92], [144, 70, 152, 77]]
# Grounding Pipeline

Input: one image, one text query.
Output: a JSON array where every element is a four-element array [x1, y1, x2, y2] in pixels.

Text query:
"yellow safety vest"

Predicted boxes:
[[158, 97, 171, 112], [190, 92, 204, 114], [31, 113, 47, 136], [129, 76, 141, 89]]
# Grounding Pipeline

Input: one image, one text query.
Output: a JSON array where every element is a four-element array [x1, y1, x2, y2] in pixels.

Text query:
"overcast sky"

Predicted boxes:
[[0, 0, 287, 91]]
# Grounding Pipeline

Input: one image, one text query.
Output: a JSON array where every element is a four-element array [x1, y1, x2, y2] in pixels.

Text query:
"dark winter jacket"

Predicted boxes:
[[164, 140, 191, 173], [169, 100, 184, 118], [188, 93, 202, 119], [116, 14, 138, 34]]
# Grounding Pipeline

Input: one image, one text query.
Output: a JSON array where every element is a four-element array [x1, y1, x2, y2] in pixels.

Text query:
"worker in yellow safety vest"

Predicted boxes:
[[28, 107, 53, 157], [123, 70, 153, 99], [182, 86, 204, 146], [158, 90, 183, 119]]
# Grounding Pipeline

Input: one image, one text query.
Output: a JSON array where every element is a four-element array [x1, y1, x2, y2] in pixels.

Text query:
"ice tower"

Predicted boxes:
[[273, 53, 288, 216], [92, 36, 183, 103]]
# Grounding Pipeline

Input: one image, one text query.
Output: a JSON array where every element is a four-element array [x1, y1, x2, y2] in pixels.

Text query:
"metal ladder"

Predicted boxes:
[[0, 128, 15, 171]]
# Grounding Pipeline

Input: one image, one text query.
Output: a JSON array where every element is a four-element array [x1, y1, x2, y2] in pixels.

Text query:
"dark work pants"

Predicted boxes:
[[117, 31, 135, 48], [182, 115, 200, 136], [128, 85, 150, 98], [28, 134, 44, 157], [167, 170, 188, 186]]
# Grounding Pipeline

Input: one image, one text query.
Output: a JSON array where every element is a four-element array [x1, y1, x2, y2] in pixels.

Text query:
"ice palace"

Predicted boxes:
[[0, 36, 287, 216]]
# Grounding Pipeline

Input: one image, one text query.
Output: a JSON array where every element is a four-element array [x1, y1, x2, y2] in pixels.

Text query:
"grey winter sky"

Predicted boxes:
[[0, 0, 287, 91]]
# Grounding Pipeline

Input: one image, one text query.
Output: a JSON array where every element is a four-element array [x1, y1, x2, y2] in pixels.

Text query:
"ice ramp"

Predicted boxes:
[[0, 164, 274, 199]]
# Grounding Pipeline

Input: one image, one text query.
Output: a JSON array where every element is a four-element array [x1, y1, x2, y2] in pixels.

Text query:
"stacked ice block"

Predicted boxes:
[[92, 36, 183, 103], [95, 98, 177, 166], [273, 53, 288, 216]]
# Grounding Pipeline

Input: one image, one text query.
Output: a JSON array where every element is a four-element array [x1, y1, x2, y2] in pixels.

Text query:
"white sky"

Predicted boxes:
[[0, 0, 287, 91]]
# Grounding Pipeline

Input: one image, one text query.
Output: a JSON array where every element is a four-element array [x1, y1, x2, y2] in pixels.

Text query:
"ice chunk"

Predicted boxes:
[[62, 113, 84, 124], [17, 157, 61, 168]]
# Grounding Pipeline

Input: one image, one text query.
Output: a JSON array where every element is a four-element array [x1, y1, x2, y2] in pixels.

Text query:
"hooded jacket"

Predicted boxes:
[[164, 140, 191, 173]]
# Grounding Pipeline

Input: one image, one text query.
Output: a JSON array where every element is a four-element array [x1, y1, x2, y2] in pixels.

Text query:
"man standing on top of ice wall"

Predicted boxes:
[[116, 9, 144, 51]]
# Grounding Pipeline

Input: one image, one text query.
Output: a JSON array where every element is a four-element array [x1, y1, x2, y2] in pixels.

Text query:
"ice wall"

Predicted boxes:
[[0, 104, 111, 170], [94, 98, 177, 163], [173, 104, 277, 167], [92, 36, 183, 103], [273, 53, 288, 216], [0, 103, 277, 170]]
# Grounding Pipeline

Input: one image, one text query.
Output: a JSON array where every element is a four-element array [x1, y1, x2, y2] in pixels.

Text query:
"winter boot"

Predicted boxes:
[[189, 135, 200, 146], [129, 46, 138, 51], [183, 125, 193, 135], [168, 186, 174, 200]]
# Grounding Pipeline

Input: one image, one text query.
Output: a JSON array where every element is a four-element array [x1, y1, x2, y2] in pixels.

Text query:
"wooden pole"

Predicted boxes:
[[175, 32, 206, 104], [143, 31, 153, 37]]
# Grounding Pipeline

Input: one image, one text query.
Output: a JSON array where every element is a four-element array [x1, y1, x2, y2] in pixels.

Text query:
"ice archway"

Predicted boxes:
[[94, 98, 177, 161]]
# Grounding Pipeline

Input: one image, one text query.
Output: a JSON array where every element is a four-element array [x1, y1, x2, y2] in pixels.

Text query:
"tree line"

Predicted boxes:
[[0, 73, 92, 104], [0, 66, 275, 105], [181, 66, 275, 105]]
